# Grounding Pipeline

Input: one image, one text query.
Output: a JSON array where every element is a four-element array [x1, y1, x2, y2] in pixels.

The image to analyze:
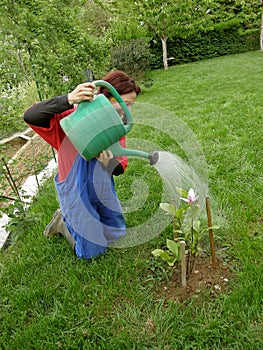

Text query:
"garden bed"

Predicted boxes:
[[0, 131, 54, 205], [153, 255, 234, 303]]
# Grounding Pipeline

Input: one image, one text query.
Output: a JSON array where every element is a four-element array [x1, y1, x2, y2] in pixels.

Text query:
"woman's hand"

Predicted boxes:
[[68, 82, 96, 105], [96, 150, 113, 168]]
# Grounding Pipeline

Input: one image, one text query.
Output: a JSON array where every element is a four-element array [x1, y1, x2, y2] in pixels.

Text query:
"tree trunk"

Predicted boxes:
[[160, 36, 168, 70], [261, 1, 263, 50]]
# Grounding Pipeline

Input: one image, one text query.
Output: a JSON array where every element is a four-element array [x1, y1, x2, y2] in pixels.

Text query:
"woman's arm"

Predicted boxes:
[[24, 82, 96, 128], [24, 95, 72, 128]]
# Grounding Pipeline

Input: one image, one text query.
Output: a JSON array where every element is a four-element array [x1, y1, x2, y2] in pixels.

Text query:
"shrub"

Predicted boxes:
[[0, 81, 38, 139], [150, 26, 259, 69], [110, 38, 153, 81]]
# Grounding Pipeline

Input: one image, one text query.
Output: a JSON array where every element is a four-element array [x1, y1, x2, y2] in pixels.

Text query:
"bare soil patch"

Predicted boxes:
[[153, 255, 234, 303]]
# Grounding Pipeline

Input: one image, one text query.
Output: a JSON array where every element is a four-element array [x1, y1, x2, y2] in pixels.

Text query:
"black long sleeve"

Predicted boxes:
[[102, 157, 124, 176], [24, 95, 73, 128]]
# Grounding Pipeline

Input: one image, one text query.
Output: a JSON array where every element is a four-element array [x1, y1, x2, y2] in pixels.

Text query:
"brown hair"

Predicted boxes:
[[97, 70, 141, 98]]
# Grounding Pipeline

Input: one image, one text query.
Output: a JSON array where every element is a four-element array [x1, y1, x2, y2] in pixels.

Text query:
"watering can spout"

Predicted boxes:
[[108, 142, 159, 165], [148, 151, 159, 165]]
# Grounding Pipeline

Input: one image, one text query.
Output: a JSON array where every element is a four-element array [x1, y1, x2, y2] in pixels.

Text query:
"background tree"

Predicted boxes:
[[0, 0, 112, 138], [132, 0, 213, 70], [105, 0, 241, 70], [0, 0, 111, 97], [204, 0, 261, 50], [94, 0, 153, 78], [204, 0, 260, 27]]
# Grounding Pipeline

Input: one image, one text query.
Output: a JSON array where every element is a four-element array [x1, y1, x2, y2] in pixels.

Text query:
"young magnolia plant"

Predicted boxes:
[[152, 188, 213, 278]]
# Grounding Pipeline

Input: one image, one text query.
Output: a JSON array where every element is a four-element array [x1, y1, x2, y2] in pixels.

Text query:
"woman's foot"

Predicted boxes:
[[44, 209, 62, 237]]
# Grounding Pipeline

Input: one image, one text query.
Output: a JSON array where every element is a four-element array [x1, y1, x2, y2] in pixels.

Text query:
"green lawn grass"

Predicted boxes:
[[1, 51, 263, 349]]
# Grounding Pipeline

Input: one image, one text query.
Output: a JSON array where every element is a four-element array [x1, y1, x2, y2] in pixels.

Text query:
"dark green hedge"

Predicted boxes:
[[150, 26, 259, 69]]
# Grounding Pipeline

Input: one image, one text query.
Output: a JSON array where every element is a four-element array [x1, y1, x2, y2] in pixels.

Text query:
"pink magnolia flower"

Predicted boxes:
[[180, 188, 199, 204]]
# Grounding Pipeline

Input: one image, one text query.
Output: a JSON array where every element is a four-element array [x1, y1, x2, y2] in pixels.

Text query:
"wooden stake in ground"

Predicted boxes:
[[205, 195, 217, 269], [180, 240, 187, 287]]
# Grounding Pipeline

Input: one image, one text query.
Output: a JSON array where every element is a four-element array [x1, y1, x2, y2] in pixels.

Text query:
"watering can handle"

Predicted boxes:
[[93, 80, 133, 130]]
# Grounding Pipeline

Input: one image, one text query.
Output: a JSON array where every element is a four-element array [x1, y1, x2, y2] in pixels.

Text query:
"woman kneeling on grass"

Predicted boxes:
[[24, 70, 141, 259]]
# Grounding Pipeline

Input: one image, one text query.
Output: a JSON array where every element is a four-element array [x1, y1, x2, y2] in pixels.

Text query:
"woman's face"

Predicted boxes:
[[110, 90, 137, 122], [119, 90, 137, 107]]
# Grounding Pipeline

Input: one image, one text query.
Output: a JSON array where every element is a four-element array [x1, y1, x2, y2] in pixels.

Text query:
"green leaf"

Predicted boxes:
[[174, 229, 184, 236], [159, 251, 172, 262], [160, 251, 176, 266], [175, 207, 186, 219], [175, 187, 188, 198], [152, 248, 165, 257], [208, 225, 220, 230], [166, 260, 176, 267], [166, 239, 180, 257], [160, 203, 176, 215], [152, 249, 175, 266]]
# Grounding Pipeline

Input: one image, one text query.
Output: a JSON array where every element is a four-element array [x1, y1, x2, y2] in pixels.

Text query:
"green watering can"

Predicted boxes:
[[60, 80, 159, 165]]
